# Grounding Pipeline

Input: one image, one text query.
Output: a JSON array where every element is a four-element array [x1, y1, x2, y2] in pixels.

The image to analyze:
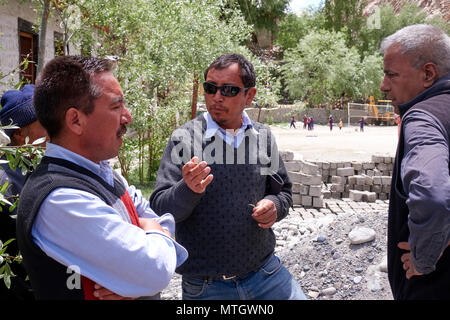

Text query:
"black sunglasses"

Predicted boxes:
[[203, 82, 250, 97]]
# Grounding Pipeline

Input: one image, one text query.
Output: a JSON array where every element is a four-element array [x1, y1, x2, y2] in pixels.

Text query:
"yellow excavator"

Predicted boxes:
[[368, 96, 395, 125]]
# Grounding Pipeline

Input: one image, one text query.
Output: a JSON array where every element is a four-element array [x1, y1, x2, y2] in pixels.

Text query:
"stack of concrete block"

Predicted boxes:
[[313, 155, 394, 184], [280, 151, 395, 203], [324, 172, 392, 201], [285, 159, 324, 208]]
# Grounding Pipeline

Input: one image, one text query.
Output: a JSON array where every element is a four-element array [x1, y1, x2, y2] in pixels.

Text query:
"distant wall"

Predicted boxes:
[[246, 106, 349, 125]]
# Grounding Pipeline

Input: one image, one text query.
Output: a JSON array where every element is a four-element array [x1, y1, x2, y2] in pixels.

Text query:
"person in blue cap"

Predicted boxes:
[[0, 84, 48, 300]]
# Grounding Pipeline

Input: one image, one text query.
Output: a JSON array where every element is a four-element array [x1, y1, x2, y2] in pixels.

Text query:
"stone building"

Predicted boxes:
[[0, 0, 76, 93]]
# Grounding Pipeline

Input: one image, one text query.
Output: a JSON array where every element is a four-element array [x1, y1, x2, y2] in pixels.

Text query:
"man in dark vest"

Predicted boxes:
[[15, 56, 187, 300], [150, 53, 306, 300], [380, 24, 450, 300], [0, 84, 47, 300]]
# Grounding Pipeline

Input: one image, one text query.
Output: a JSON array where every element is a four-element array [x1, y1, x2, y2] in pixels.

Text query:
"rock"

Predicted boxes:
[[308, 291, 320, 299], [321, 287, 337, 296], [378, 255, 388, 273], [348, 226, 376, 244], [332, 252, 341, 260], [353, 276, 362, 284], [316, 236, 327, 243]]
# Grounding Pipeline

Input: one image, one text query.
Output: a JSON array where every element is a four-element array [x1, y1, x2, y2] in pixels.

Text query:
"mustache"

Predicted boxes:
[[117, 125, 127, 137]]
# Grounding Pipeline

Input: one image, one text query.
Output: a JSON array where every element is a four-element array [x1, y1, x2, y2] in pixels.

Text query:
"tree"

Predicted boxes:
[[275, 11, 326, 51], [281, 30, 368, 106], [234, 0, 290, 49], [36, 0, 50, 75], [323, 0, 365, 48], [359, 2, 450, 57]]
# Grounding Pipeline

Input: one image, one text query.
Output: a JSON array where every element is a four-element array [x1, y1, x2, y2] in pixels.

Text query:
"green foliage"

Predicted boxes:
[[323, 0, 365, 48], [275, 11, 326, 51], [282, 30, 368, 106], [235, 0, 290, 32], [0, 239, 22, 289]]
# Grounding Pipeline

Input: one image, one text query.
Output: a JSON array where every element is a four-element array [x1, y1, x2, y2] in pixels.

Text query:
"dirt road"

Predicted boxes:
[[269, 123, 399, 162]]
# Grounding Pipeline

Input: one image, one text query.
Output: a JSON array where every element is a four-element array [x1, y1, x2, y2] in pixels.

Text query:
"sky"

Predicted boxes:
[[288, 0, 324, 14]]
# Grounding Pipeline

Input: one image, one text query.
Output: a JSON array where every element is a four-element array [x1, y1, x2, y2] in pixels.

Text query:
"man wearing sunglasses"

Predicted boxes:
[[150, 53, 306, 300]]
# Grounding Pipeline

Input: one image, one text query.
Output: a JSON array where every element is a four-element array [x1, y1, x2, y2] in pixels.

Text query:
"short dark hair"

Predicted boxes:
[[34, 55, 113, 139], [204, 53, 256, 88]]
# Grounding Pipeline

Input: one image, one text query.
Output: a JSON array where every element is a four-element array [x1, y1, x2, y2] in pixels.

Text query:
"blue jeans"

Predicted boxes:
[[182, 255, 307, 300]]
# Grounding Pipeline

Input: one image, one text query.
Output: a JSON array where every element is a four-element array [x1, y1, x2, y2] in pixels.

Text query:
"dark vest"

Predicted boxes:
[[388, 93, 450, 300], [16, 157, 140, 300]]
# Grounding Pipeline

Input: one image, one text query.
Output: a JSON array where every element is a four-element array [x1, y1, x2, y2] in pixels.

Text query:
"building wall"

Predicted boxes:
[[0, 0, 76, 93]]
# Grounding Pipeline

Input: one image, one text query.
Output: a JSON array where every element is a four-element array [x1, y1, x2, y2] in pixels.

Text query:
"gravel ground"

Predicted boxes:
[[160, 199, 393, 300]]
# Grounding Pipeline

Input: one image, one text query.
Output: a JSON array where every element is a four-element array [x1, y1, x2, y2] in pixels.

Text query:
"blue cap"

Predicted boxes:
[[0, 84, 37, 137]]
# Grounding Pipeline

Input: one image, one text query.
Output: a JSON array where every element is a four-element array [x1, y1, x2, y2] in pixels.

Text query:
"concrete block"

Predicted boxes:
[[331, 192, 342, 199], [373, 176, 382, 185], [322, 161, 330, 169], [313, 196, 324, 208], [309, 185, 322, 197], [372, 155, 384, 163], [364, 175, 373, 185], [337, 167, 355, 177], [331, 175, 345, 184], [351, 161, 362, 171], [378, 193, 388, 200], [292, 183, 301, 194], [348, 176, 357, 185], [330, 183, 344, 193], [362, 162, 375, 170], [355, 175, 366, 185], [349, 190, 364, 201], [288, 172, 302, 183], [300, 173, 322, 185], [365, 191, 377, 202], [284, 161, 302, 172], [381, 176, 392, 185], [299, 184, 309, 195], [292, 193, 302, 205], [301, 195, 312, 207], [372, 185, 382, 193], [301, 160, 319, 175]]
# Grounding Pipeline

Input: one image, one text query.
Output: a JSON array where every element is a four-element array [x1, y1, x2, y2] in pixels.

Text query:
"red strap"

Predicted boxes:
[[82, 190, 141, 299], [120, 190, 141, 227], [82, 276, 97, 300]]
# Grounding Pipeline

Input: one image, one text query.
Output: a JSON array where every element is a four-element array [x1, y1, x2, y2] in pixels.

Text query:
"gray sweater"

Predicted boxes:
[[150, 115, 292, 277]]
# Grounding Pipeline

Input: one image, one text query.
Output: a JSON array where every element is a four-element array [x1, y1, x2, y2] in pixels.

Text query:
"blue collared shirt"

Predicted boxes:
[[31, 142, 188, 297], [203, 110, 258, 148]]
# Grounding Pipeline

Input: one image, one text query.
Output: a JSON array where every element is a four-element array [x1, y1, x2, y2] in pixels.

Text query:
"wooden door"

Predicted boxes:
[[19, 31, 34, 84]]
